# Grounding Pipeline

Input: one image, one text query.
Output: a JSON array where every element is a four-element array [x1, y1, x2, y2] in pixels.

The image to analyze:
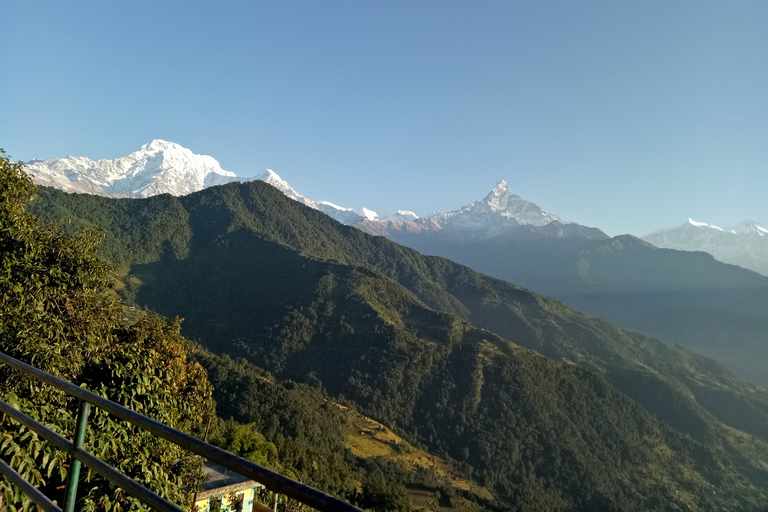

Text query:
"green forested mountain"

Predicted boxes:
[[1, 154, 472, 512], [195, 349, 494, 512], [29, 181, 768, 511], [375, 225, 768, 387]]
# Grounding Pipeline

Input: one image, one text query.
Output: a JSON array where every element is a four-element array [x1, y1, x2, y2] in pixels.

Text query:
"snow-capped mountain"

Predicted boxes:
[[24, 141, 418, 225], [26, 140, 603, 238], [252, 169, 418, 225], [643, 219, 768, 276], [417, 180, 562, 233], [353, 180, 606, 240], [24, 140, 240, 198]]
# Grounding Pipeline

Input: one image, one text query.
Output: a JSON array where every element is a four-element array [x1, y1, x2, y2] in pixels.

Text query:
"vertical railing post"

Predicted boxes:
[[63, 400, 91, 512]]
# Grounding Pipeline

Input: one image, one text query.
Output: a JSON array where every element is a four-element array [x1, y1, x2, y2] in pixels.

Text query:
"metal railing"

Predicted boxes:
[[0, 351, 365, 512]]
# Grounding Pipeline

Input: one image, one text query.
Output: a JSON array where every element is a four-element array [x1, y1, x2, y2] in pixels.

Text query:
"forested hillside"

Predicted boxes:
[[373, 225, 768, 386], [2, 154, 491, 512], [29, 181, 768, 511]]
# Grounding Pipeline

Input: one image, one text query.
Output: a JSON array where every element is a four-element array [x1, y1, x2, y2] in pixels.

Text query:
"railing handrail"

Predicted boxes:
[[0, 351, 365, 512]]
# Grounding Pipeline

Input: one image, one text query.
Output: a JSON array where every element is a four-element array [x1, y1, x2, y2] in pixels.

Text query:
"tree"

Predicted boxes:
[[0, 151, 214, 511]]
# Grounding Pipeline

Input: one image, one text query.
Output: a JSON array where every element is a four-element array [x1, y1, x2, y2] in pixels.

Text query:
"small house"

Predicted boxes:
[[194, 461, 268, 512]]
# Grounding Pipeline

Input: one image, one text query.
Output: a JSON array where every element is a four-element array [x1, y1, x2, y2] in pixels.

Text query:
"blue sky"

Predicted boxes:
[[2, 1, 766, 236]]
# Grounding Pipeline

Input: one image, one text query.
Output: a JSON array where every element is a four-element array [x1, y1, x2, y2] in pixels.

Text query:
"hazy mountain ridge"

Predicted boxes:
[[643, 218, 768, 276], [30, 180, 768, 511], [384, 224, 768, 386]]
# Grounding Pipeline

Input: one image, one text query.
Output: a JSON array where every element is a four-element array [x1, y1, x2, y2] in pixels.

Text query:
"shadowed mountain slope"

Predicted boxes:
[[368, 223, 768, 387], [30, 181, 768, 512]]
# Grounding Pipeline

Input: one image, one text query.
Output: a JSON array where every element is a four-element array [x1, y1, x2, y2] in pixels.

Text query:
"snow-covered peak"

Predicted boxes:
[[255, 168, 282, 183], [490, 180, 511, 195], [251, 170, 415, 225], [24, 139, 412, 227], [484, 180, 514, 202], [254, 169, 303, 200], [141, 139, 178, 152], [376, 210, 419, 222], [485, 180, 512, 206], [643, 218, 768, 276], [349, 181, 570, 240], [352, 207, 378, 221], [686, 218, 723, 230], [732, 219, 768, 236], [24, 140, 240, 198], [484, 181, 515, 213], [452, 181, 561, 227], [350, 180, 605, 241], [672, 218, 767, 237]]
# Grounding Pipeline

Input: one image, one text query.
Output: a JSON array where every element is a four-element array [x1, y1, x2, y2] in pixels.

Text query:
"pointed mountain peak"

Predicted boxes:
[[486, 180, 513, 199], [254, 169, 303, 200], [731, 219, 768, 235], [141, 139, 178, 152], [480, 180, 518, 207], [255, 168, 285, 184], [439, 180, 562, 229], [494, 180, 510, 193]]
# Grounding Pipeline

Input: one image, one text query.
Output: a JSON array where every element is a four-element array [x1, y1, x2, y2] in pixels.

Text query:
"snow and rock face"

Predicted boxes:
[[376, 210, 419, 222], [421, 180, 562, 235], [251, 170, 416, 225], [23, 140, 413, 225], [643, 219, 768, 276], [25, 140, 240, 198], [254, 169, 303, 201], [353, 180, 606, 241], [25, 141, 605, 241]]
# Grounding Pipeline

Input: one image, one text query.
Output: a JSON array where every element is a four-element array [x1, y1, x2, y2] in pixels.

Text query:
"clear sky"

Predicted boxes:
[[2, 1, 766, 236]]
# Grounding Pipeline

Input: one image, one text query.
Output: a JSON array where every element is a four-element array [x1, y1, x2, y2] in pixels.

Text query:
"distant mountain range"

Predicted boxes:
[[29, 141, 766, 273], [24, 140, 418, 224], [25, 140, 604, 237], [26, 141, 768, 385], [27, 140, 766, 261], [255, 168, 418, 224], [643, 218, 768, 276]]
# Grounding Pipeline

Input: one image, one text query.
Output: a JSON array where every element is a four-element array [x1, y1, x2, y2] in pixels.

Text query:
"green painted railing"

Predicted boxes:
[[0, 351, 364, 512]]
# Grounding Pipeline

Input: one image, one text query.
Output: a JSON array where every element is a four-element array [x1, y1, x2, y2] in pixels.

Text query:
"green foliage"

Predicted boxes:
[[1, 154, 118, 379], [195, 351, 472, 512], [30, 187, 191, 267], [0, 153, 214, 511], [195, 351, 359, 498], [207, 419, 278, 468]]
